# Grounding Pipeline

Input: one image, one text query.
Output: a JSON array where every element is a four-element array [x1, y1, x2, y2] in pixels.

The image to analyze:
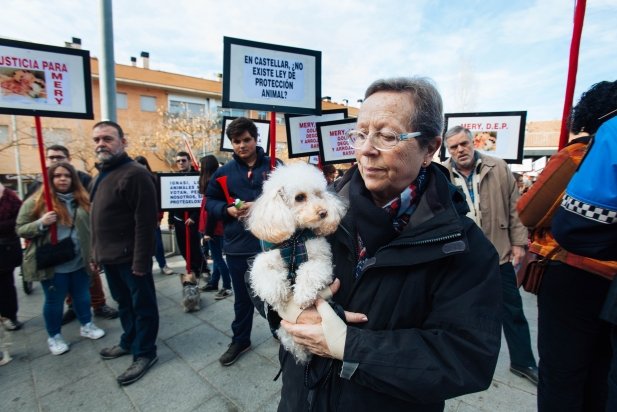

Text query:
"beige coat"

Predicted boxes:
[[443, 153, 528, 264], [16, 196, 93, 282]]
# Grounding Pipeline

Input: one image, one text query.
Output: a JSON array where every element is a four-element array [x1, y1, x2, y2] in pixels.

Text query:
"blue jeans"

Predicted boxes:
[[154, 227, 167, 269], [226, 254, 255, 346], [207, 236, 231, 290], [41, 268, 91, 337], [103, 262, 159, 360], [501, 262, 537, 368]]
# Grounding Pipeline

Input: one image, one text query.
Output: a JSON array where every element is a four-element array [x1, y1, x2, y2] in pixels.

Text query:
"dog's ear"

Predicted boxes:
[[314, 191, 348, 236], [247, 185, 296, 243]]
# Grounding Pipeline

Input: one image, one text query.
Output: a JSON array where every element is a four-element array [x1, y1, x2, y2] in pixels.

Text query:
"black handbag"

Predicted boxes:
[[35, 208, 78, 270]]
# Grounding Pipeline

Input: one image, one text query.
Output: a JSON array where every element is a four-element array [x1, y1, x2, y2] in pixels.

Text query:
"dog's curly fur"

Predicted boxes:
[[246, 163, 347, 363]]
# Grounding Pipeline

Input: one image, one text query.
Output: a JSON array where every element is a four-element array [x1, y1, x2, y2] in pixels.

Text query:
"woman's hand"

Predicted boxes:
[[40, 211, 57, 226], [281, 297, 366, 360]]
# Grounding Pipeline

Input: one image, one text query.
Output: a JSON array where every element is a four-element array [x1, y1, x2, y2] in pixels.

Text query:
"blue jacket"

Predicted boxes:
[[553, 116, 617, 325], [205, 146, 271, 256], [552, 116, 617, 261]]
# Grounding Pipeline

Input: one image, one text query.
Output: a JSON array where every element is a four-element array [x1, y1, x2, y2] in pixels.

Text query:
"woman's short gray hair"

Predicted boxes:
[[364, 77, 444, 149]]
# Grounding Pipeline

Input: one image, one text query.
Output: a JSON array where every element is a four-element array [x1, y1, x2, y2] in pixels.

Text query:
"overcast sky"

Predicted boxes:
[[2, 0, 615, 121]]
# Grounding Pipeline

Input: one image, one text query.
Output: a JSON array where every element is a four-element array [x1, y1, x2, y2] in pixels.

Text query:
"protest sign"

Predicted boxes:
[[158, 173, 201, 210], [285, 109, 347, 158], [0, 38, 93, 119], [440, 111, 526, 163], [222, 37, 321, 115], [316, 118, 357, 165]]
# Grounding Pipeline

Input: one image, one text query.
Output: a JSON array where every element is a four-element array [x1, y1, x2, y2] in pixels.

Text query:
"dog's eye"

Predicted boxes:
[[295, 193, 307, 202]]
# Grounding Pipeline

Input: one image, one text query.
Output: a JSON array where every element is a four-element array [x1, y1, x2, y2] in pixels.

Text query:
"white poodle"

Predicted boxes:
[[246, 163, 347, 363]]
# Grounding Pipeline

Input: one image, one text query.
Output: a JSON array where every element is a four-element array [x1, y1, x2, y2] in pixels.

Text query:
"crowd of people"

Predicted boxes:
[[0, 76, 615, 412]]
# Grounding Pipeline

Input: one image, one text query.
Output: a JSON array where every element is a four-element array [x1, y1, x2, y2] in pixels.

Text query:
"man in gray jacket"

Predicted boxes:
[[443, 126, 538, 385]]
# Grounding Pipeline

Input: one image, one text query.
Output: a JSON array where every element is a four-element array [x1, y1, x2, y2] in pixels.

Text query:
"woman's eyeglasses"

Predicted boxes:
[[346, 129, 421, 151]]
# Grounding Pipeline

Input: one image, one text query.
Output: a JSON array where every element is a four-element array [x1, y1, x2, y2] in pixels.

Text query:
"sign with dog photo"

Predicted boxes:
[[285, 109, 348, 158], [0, 38, 93, 119], [440, 111, 527, 164], [316, 118, 357, 165], [158, 173, 201, 210]]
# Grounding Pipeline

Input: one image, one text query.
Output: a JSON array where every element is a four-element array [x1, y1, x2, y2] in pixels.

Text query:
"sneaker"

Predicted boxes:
[[94, 304, 119, 319], [161, 265, 174, 275], [47, 334, 69, 355], [80, 322, 105, 340], [61, 307, 77, 325], [100, 345, 130, 360], [219, 342, 250, 366], [117, 356, 158, 386], [214, 289, 233, 300], [200, 283, 218, 292], [2, 318, 23, 331]]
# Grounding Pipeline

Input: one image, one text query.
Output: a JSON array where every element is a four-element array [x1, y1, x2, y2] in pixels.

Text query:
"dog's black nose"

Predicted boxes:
[[319, 210, 328, 219]]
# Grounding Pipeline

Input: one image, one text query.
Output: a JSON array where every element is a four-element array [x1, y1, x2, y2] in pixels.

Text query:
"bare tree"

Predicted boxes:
[[0, 121, 33, 154], [131, 107, 222, 169]]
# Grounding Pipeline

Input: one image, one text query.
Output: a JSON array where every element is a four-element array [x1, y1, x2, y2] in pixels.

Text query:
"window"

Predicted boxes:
[[168, 94, 209, 118], [216, 107, 249, 126], [0, 125, 8, 144], [257, 111, 268, 120], [140, 95, 157, 112], [30, 127, 72, 146], [170, 101, 206, 117], [116, 92, 128, 109], [217, 107, 248, 118]]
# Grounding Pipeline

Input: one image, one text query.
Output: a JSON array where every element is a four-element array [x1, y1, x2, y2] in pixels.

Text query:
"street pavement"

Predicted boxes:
[[1, 254, 539, 411]]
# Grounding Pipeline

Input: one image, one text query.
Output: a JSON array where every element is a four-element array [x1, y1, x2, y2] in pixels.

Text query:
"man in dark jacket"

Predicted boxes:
[[274, 77, 502, 411], [206, 117, 272, 366], [90, 121, 159, 386]]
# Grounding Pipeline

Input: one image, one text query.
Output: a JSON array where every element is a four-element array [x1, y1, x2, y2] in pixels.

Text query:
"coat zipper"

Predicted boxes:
[[391, 231, 463, 248], [365, 231, 464, 272]]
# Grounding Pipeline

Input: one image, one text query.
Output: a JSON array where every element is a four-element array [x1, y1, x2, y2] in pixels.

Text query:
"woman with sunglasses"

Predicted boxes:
[[17, 162, 105, 355]]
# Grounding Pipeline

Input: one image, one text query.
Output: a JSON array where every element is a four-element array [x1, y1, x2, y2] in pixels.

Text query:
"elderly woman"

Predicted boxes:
[[271, 77, 502, 411], [17, 162, 105, 355]]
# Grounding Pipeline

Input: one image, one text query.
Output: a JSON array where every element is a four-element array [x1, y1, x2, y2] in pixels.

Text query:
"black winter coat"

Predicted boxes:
[[277, 164, 502, 412]]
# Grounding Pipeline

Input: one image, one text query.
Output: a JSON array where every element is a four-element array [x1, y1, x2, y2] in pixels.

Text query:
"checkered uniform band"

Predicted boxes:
[[562, 194, 617, 224]]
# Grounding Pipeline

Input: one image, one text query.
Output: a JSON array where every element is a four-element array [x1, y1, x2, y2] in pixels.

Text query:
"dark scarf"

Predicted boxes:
[[260, 229, 317, 282], [90, 152, 133, 200], [350, 167, 430, 278]]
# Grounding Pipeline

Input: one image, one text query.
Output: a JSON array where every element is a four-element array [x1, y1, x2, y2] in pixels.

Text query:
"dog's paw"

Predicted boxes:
[[250, 252, 293, 307]]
